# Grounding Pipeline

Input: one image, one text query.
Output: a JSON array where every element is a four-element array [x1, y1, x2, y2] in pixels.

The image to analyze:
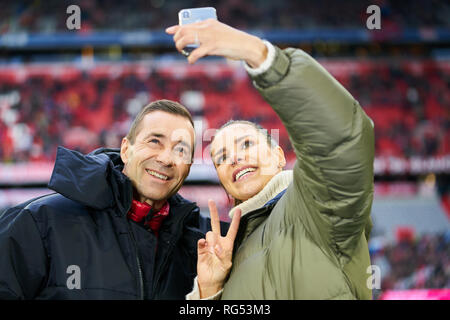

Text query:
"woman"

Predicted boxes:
[[167, 19, 375, 300]]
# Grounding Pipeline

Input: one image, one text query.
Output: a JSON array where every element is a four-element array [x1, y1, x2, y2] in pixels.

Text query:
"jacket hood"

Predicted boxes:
[[48, 146, 126, 211]]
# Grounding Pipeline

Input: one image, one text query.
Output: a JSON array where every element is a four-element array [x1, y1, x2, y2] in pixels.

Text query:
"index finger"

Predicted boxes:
[[208, 199, 221, 235], [165, 25, 180, 34], [226, 208, 241, 242]]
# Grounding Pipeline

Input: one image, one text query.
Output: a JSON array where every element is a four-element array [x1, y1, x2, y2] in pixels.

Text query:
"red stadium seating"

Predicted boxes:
[[0, 59, 448, 163]]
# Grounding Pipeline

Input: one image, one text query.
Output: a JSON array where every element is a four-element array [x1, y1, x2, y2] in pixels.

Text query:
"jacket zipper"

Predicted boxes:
[[126, 219, 145, 300], [151, 240, 173, 299], [150, 204, 196, 299]]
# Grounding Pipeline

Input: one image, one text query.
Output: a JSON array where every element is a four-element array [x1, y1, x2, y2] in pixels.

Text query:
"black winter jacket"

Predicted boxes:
[[0, 146, 206, 299]]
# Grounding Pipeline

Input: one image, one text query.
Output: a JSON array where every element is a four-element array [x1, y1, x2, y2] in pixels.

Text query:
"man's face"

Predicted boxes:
[[120, 111, 195, 208]]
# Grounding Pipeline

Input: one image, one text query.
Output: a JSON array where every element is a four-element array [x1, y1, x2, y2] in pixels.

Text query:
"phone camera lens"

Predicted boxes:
[[183, 11, 190, 18]]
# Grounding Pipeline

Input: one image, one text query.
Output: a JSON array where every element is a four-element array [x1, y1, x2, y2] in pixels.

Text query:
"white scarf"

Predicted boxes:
[[229, 170, 293, 218]]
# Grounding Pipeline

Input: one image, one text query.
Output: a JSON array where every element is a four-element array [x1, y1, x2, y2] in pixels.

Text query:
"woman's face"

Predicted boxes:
[[210, 123, 286, 202]]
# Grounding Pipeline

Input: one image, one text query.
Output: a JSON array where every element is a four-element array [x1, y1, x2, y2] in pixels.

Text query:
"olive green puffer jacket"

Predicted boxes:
[[221, 47, 375, 300]]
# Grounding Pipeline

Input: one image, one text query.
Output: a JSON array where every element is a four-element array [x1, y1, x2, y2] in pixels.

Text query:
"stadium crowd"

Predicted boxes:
[[0, 59, 448, 163], [346, 62, 450, 158], [0, 57, 450, 162], [371, 231, 450, 299], [0, 0, 448, 34]]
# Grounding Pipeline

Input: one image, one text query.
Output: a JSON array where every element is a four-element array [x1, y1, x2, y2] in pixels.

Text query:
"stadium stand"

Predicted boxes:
[[0, 59, 448, 163], [371, 230, 450, 299], [0, 0, 448, 300], [1, 0, 449, 33]]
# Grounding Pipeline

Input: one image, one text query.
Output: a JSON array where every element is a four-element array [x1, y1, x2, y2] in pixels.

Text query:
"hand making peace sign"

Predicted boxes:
[[197, 199, 241, 298]]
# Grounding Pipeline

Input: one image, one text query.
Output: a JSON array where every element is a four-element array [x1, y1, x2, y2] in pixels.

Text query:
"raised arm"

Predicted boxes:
[[167, 18, 374, 266], [248, 46, 375, 260]]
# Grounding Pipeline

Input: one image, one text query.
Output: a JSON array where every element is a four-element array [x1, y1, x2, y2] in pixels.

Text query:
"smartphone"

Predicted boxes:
[[178, 7, 217, 57]]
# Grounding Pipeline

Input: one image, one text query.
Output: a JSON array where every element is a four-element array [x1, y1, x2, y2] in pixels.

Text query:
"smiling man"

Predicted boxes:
[[121, 106, 195, 208], [0, 99, 206, 300]]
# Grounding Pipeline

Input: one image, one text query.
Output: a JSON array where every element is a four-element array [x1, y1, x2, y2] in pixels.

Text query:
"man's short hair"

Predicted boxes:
[[126, 99, 194, 145]]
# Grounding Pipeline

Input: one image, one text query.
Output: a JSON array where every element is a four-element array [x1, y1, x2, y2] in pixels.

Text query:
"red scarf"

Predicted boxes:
[[127, 199, 170, 237]]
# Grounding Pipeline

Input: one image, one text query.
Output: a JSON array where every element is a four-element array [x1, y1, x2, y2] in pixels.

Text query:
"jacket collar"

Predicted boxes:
[[228, 170, 293, 219]]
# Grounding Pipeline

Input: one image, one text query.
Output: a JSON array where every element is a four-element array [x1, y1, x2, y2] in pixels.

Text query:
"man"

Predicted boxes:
[[0, 99, 205, 299]]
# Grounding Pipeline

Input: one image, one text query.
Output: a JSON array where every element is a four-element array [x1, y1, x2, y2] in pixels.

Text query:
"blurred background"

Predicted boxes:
[[0, 0, 449, 300]]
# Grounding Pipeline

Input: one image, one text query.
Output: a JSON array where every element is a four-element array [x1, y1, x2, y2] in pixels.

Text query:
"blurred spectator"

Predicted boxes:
[[1, 58, 448, 163], [0, 0, 449, 34], [371, 231, 450, 299]]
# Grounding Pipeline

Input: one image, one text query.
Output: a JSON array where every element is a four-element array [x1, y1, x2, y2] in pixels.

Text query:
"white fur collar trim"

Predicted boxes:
[[229, 170, 293, 219]]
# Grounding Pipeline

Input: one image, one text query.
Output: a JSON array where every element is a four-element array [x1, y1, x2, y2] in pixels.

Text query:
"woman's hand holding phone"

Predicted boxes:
[[165, 19, 267, 67]]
